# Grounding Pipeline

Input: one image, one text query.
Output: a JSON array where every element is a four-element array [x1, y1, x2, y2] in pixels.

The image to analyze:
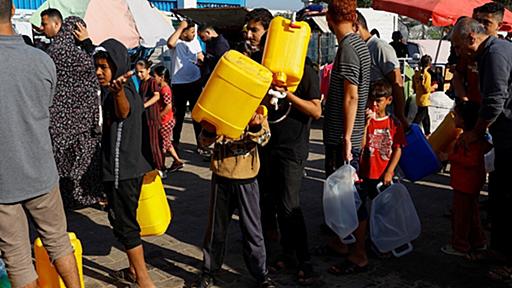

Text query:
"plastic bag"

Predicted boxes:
[[323, 164, 359, 240], [370, 182, 421, 257]]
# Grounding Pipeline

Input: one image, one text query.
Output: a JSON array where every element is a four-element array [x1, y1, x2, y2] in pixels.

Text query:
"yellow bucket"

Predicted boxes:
[[137, 171, 172, 237], [35, 232, 84, 288], [262, 16, 311, 92], [192, 50, 273, 139]]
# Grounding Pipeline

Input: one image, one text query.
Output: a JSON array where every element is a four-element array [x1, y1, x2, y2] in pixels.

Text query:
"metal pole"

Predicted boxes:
[[434, 29, 445, 65]]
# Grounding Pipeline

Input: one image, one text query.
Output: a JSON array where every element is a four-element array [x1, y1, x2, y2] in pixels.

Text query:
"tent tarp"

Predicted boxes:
[[30, 0, 173, 48]]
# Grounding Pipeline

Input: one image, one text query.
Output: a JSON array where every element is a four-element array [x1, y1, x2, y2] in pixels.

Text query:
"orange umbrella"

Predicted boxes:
[[372, 0, 512, 31]]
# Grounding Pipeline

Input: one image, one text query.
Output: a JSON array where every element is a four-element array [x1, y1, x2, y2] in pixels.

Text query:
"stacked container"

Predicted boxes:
[[262, 16, 311, 92], [192, 50, 273, 139]]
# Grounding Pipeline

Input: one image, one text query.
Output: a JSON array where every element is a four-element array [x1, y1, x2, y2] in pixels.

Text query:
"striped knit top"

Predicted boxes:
[[323, 33, 371, 149]]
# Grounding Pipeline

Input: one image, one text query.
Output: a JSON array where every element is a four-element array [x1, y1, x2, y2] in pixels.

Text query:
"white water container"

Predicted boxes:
[[323, 164, 359, 240], [370, 182, 421, 257]]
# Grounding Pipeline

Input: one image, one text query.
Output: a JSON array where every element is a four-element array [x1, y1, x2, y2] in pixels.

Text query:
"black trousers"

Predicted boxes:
[[413, 106, 431, 135], [105, 177, 143, 250], [202, 175, 267, 282], [171, 80, 203, 146], [490, 146, 512, 257], [259, 148, 311, 264]]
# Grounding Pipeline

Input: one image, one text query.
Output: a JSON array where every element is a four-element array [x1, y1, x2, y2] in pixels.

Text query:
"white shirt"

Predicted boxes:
[[168, 38, 202, 84]]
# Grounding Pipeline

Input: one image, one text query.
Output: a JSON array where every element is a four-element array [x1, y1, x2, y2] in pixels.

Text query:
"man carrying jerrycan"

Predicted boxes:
[[0, 0, 81, 287], [244, 8, 324, 285]]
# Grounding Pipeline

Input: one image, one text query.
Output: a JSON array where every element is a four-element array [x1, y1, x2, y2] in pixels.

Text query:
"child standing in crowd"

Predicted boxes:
[[194, 108, 275, 288], [329, 80, 405, 275], [135, 59, 165, 172], [94, 39, 155, 287], [441, 101, 492, 257], [413, 55, 436, 137], [153, 65, 184, 172]]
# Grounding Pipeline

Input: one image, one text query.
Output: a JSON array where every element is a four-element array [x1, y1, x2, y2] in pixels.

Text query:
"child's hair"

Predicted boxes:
[[153, 65, 170, 84], [454, 101, 480, 130], [370, 80, 393, 99], [420, 55, 432, 71], [136, 59, 153, 69]]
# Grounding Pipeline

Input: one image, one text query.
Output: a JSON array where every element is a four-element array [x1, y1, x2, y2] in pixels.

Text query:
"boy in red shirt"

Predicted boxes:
[[360, 80, 406, 188], [329, 80, 405, 274], [441, 101, 492, 257]]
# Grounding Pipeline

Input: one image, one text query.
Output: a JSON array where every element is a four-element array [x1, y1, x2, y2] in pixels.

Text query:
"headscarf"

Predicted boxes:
[[47, 16, 100, 137]]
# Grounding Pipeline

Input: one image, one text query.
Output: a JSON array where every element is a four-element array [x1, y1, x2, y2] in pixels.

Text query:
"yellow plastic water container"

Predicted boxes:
[[137, 170, 172, 237], [192, 50, 273, 139], [262, 16, 311, 92], [428, 111, 463, 156], [34, 232, 84, 288]]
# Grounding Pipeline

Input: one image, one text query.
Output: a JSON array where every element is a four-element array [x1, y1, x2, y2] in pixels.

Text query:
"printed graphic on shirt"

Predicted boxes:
[[368, 128, 393, 161]]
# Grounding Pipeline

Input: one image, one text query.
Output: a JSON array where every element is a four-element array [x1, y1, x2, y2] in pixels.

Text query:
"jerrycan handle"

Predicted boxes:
[[375, 177, 400, 194], [340, 234, 356, 244], [392, 242, 414, 257]]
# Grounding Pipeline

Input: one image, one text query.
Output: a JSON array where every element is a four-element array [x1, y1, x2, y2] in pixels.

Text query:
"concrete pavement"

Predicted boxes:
[[62, 117, 505, 288]]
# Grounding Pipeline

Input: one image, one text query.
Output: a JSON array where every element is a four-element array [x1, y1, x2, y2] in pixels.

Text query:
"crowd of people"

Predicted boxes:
[[1, 0, 512, 287]]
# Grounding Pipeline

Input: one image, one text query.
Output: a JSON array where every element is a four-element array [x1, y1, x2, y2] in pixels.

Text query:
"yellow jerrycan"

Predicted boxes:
[[137, 170, 172, 237], [34, 232, 84, 288], [428, 111, 463, 156], [262, 16, 311, 92], [192, 50, 273, 139]]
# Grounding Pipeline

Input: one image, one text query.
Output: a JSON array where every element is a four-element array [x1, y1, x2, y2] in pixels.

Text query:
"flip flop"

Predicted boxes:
[[327, 260, 368, 276]]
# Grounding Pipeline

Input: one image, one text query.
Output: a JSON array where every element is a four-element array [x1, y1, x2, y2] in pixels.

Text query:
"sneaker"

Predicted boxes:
[[197, 148, 212, 161], [260, 276, 277, 288], [192, 274, 214, 288], [441, 244, 468, 257], [167, 161, 184, 173], [158, 170, 168, 179]]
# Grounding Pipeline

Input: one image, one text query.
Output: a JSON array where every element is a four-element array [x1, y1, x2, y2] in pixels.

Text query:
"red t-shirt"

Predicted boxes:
[[359, 116, 406, 180], [449, 139, 492, 194], [159, 85, 173, 124]]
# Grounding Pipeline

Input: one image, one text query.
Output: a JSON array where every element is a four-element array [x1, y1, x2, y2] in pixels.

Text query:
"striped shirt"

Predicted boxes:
[[323, 33, 371, 149]]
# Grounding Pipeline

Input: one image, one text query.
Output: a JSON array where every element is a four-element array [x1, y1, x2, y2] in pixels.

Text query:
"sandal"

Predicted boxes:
[[297, 262, 320, 286], [327, 260, 368, 276], [268, 255, 295, 274], [110, 267, 136, 284], [488, 266, 512, 282]]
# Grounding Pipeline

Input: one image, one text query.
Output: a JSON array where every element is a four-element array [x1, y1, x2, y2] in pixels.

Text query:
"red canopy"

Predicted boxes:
[[372, 0, 512, 31]]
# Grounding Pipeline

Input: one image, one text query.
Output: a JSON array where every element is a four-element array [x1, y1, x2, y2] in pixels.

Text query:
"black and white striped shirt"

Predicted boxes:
[[323, 33, 371, 149]]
